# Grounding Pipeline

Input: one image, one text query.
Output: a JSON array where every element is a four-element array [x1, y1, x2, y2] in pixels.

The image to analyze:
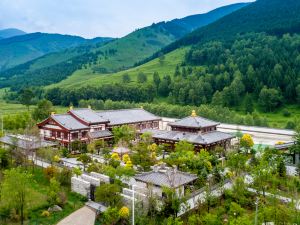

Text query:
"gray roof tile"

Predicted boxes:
[[52, 114, 89, 130], [88, 130, 113, 139], [169, 116, 219, 129], [96, 108, 160, 126], [135, 170, 197, 188], [70, 108, 109, 124], [141, 129, 234, 145]]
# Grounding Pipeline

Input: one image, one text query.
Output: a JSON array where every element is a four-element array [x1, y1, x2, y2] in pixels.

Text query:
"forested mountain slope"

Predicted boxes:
[[153, 0, 300, 59], [43, 0, 300, 120], [0, 32, 97, 71], [0, 3, 247, 90]]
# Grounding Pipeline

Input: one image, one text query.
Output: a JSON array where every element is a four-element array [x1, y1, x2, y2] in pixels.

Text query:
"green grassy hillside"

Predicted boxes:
[[0, 3, 247, 90], [47, 48, 188, 89], [0, 33, 93, 71]]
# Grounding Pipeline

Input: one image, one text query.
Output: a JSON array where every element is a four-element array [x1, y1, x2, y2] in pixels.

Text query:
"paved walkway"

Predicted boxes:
[[57, 206, 96, 225]]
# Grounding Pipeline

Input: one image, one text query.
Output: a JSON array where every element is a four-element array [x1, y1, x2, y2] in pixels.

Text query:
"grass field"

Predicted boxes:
[[47, 47, 188, 89], [0, 167, 85, 225]]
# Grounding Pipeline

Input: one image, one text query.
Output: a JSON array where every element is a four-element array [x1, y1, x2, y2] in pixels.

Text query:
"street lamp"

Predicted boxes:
[[132, 184, 136, 225], [255, 197, 259, 225]]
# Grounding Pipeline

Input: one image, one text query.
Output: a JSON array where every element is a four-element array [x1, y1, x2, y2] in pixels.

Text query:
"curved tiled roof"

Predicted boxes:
[[169, 116, 219, 129], [135, 170, 197, 188], [69, 108, 109, 124], [96, 108, 160, 126], [51, 114, 89, 131], [141, 129, 233, 145]]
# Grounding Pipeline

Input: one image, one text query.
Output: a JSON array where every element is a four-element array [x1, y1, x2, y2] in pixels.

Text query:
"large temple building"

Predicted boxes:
[[37, 107, 161, 146], [37, 108, 233, 151], [141, 110, 234, 151]]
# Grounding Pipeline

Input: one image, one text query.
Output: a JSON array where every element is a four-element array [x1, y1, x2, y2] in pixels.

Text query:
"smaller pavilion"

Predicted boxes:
[[141, 110, 234, 151], [134, 164, 197, 197]]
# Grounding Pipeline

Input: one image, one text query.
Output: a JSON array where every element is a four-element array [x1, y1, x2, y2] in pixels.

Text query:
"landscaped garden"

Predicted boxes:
[[1, 110, 300, 224]]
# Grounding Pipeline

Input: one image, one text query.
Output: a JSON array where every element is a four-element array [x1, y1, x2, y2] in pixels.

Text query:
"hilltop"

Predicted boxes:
[[0, 28, 26, 39]]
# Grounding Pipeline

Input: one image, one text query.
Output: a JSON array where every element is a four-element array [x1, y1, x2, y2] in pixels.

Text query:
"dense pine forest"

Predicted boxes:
[[39, 33, 300, 113]]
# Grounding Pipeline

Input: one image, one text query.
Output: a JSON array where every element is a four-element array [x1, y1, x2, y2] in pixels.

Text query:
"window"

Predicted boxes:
[[72, 133, 78, 139], [64, 132, 68, 139]]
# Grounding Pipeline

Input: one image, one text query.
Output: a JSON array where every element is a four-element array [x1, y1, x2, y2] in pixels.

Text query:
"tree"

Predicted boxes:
[[100, 207, 120, 225], [122, 73, 131, 83], [47, 177, 61, 206], [0, 148, 9, 169], [240, 134, 254, 150], [19, 88, 34, 110], [259, 86, 282, 112], [227, 152, 247, 177], [32, 99, 53, 121], [112, 125, 136, 145], [152, 71, 161, 90], [1, 168, 33, 225], [78, 154, 92, 171], [137, 72, 147, 83], [95, 183, 122, 207], [244, 93, 254, 113], [73, 167, 82, 177], [296, 84, 300, 104]]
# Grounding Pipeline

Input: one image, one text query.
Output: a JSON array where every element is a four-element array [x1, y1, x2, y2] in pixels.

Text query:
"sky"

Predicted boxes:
[[0, 0, 254, 39]]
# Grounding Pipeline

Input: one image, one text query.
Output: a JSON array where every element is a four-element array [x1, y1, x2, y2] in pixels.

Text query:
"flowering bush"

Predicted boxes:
[[119, 206, 129, 219], [122, 154, 130, 163], [111, 153, 120, 161], [240, 134, 254, 149]]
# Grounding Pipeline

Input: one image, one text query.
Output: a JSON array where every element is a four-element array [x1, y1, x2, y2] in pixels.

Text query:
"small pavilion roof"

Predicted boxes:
[[96, 108, 160, 126], [88, 130, 113, 139], [141, 129, 234, 145], [112, 147, 131, 155], [69, 108, 109, 124], [169, 110, 219, 129], [169, 116, 219, 129], [51, 114, 89, 131], [134, 169, 197, 188]]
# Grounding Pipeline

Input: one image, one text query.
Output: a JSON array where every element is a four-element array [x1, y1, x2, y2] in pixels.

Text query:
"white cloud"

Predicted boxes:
[[0, 0, 254, 38]]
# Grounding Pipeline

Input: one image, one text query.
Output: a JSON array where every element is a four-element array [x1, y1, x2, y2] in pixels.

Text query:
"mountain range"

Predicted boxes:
[[0, 28, 26, 39], [0, 2, 248, 89]]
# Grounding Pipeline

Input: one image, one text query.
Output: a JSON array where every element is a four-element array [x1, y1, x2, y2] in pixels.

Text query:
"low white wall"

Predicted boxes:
[[90, 172, 110, 183], [71, 176, 90, 198], [81, 174, 100, 186]]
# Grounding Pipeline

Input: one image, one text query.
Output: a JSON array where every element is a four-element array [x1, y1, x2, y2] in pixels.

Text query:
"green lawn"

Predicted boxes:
[[0, 167, 85, 225], [234, 102, 300, 129]]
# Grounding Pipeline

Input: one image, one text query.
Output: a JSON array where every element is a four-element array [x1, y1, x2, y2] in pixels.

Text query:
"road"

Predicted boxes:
[[56, 206, 96, 225]]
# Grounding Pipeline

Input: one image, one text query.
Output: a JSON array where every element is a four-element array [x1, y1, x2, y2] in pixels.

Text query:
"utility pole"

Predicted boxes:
[[132, 184, 135, 225], [255, 197, 259, 225]]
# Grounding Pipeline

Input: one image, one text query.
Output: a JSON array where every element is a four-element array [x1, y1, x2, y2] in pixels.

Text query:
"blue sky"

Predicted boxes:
[[0, 0, 254, 38]]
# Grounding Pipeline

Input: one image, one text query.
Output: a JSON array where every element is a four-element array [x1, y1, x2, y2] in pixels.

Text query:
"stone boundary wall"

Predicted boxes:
[[71, 177, 90, 198], [90, 172, 110, 183], [81, 174, 100, 186]]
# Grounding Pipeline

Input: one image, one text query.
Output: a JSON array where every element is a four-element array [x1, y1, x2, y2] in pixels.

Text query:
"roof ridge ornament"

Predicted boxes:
[[191, 110, 197, 117]]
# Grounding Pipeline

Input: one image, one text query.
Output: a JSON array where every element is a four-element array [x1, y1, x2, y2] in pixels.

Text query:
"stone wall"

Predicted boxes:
[[90, 172, 110, 183], [71, 177, 90, 198], [81, 174, 100, 186]]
